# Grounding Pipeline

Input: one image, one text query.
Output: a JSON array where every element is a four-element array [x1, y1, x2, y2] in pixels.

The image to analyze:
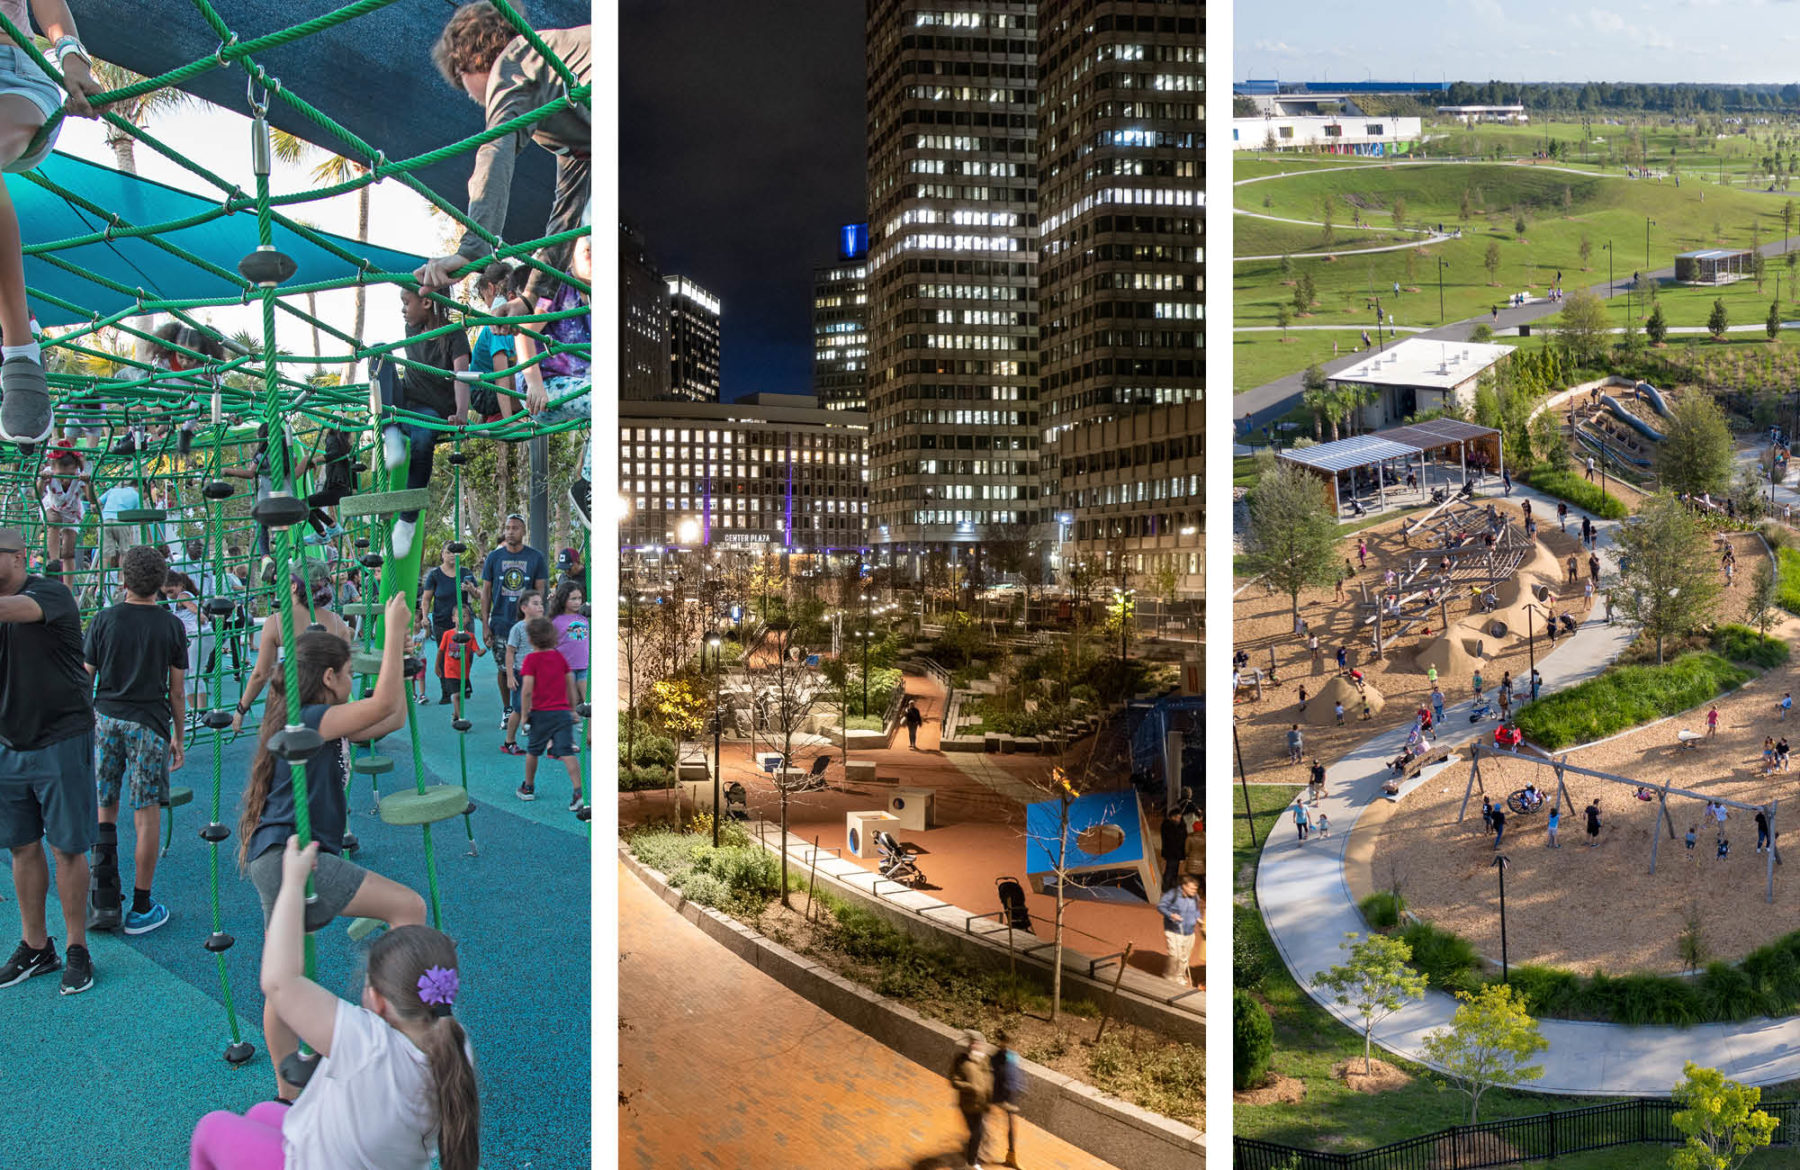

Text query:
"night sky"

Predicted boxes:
[[621, 2, 868, 402]]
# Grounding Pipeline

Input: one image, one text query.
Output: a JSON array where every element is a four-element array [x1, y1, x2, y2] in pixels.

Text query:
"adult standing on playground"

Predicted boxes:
[[420, 545, 478, 692], [1158, 874, 1201, 988], [415, 9, 590, 308], [0, 526, 98, 994], [480, 514, 546, 727], [229, 564, 353, 732], [903, 699, 924, 750], [0, 2, 104, 446]]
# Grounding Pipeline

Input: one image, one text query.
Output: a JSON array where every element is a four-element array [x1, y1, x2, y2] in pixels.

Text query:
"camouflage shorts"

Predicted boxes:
[[94, 713, 171, 811]]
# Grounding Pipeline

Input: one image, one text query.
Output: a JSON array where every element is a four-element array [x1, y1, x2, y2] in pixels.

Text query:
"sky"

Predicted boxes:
[[43, 96, 451, 362], [1237, 0, 1800, 86], [621, 1, 867, 402]]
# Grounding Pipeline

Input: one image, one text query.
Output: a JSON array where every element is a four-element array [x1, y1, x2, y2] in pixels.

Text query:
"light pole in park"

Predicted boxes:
[[1643, 217, 1656, 319], [1492, 854, 1511, 983], [1438, 256, 1449, 324], [1523, 601, 1546, 678], [706, 630, 723, 848]]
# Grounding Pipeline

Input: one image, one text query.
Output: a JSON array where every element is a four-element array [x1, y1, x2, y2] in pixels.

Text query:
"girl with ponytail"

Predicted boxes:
[[237, 592, 429, 1101], [188, 838, 480, 1169]]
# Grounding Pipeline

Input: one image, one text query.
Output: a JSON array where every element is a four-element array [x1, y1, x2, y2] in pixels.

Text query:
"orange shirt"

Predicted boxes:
[[438, 627, 481, 678]]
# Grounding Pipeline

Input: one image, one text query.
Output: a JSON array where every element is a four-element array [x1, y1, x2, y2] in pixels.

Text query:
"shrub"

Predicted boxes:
[[1401, 920, 1480, 987], [1233, 989, 1275, 1089], [1513, 653, 1752, 749], [1233, 908, 1268, 990], [1712, 623, 1788, 669], [1359, 891, 1405, 930], [1778, 547, 1800, 614], [1523, 466, 1630, 520], [618, 764, 676, 791]]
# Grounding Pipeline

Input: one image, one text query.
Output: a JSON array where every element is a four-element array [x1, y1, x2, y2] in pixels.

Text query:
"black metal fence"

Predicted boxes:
[[1234, 1098, 1800, 1169]]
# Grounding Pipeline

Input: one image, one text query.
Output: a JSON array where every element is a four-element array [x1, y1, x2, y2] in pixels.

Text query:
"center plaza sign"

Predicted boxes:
[[721, 532, 774, 544]]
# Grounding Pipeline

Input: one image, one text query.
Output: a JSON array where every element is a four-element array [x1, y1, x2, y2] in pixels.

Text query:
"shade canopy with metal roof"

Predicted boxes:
[[1277, 421, 1502, 514]]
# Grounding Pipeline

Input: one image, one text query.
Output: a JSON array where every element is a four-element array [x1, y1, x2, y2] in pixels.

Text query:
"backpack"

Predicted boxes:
[[322, 428, 355, 493]]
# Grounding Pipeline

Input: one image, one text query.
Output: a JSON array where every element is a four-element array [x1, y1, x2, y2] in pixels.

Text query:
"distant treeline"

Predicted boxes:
[[1446, 80, 1800, 114]]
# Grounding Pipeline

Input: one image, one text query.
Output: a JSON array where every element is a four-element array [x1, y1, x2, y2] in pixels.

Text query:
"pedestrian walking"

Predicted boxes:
[[1357, 539, 1368, 569], [1707, 705, 1719, 738], [1585, 800, 1602, 846], [949, 1032, 994, 1170], [1337, 645, 1348, 671], [1503, 468, 1512, 495], [1492, 804, 1507, 849], [1589, 552, 1601, 581], [1584, 579, 1594, 610], [1567, 553, 1579, 584], [1481, 797, 1495, 836], [1157, 876, 1201, 988], [904, 699, 925, 750], [1782, 693, 1792, 722], [1530, 669, 1541, 701], [1758, 809, 1772, 855], [1317, 812, 1332, 838], [1586, 455, 1596, 482], [1432, 686, 1446, 724], [1334, 701, 1346, 727], [988, 1031, 1025, 1164], [1294, 801, 1311, 841], [1287, 723, 1304, 765], [1310, 633, 1322, 663], [1558, 501, 1568, 531]]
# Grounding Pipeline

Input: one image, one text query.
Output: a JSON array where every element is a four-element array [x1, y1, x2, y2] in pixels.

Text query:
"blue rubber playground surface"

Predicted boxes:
[[0, 680, 591, 1169]]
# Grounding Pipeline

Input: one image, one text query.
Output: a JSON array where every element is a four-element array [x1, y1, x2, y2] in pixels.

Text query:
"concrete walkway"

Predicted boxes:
[[1249, 487, 1800, 1095]]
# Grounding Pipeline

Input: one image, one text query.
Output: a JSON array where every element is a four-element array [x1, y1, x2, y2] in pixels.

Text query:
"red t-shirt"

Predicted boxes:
[[521, 648, 571, 712], [438, 628, 479, 679]]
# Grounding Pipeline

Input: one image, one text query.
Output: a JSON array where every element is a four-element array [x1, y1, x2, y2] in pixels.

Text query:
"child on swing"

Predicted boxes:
[[188, 837, 480, 1169], [237, 593, 429, 1100]]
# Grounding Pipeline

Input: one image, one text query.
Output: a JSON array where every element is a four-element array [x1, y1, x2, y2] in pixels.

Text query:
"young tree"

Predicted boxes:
[[1314, 932, 1429, 1075], [1514, 208, 1528, 238], [1554, 288, 1611, 366], [1319, 194, 1336, 249], [1615, 494, 1724, 665], [760, 622, 822, 909], [1746, 560, 1778, 639], [1279, 252, 1294, 282], [1785, 197, 1796, 241], [1484, 240, 1502, 284], [1658, 394, 1736, 499], [1531, 410, 1571, 474], [1459, 187, 1473, 220], [1670, 1062, 1778, 1170], [1391, 195, 1407, 230], [1755, 251, 1768, 294], [1276, 302, 1291, 341], [1301, 363, 1331, 440], [1418, 984, 1548, 1125], [1243, 462, 1339, 627], [1294, 271, 1316, 315], [1647, 301, 1670, 346], [1769, 299, 1782, 341], [1709, 297, 1731, 339], [1579, 234, 1593, 270]]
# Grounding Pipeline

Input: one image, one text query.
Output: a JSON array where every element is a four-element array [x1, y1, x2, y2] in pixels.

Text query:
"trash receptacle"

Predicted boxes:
[[1518, 323, 1531, 337]]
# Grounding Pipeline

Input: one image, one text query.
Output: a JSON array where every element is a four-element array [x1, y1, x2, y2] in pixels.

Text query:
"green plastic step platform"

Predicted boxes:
[[339, 489, 430, 518], [163, 787, 193, 809], [113, 508, 168, 523], [340, 603, 381, 617], [378, 785, 471, 826], [350, 652, 384, 675], [352, 755, 393, 775], [347, 917, 384, 942]]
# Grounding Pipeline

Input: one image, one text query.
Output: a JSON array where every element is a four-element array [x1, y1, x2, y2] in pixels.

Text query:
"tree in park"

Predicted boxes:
[[1670, 1062, 1778, 1170], [1293, 271, 1315, 316], [1276, 302, 1291, 341], [1754, 250, 1768, 294], [1708, 297, 1731, 339], [757, 619, 822, 910], [1579, 233, 1593, 270], [1786, 250, 1797, 299], [1746, 560, 1778, 640], [1314, 932, 1428, 1076], [1769, 299, 1782, 342], [1390, 194, 1406, 230], [1531, 409, 1570, 474], [1553, 288, 1611, 366], [1647, 300, 1669, 346], [1615, 494, 1723, 666], [1459, 186, 1473, 220], [1319, 194, 1336, 249], [1419, 984, 1547, 1125], [1480, 240, 1501, 286], [1279, 252, 1294, 281], [1659, 394, 1736, 500], [1513, 208, 1527, 238], [1301, 363, 1331, 440], [1234, 989, 1274, 1090], [1785, 197, 1796, 242], [1243, 461, 1339, 627]]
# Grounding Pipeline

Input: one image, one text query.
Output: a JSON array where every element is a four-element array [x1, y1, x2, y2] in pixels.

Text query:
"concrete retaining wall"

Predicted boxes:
[[620, 848, 1205, 1169]]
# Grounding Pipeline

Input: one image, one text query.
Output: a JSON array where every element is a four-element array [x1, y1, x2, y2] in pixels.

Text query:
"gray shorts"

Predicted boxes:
[[0, 44, 63, 172], [247, 845, 368, 932], [0, 732, 97, 855]]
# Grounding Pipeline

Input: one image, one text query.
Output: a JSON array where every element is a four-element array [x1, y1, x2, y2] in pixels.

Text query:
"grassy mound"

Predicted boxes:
[[1513, 653, 1751, 749]]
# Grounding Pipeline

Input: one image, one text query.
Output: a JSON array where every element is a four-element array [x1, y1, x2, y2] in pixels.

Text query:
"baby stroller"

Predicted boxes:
[[995, 876, 1033, 932], [876, 831, 926, 888], [1469, 693, 1493, 722], [1558, 613, 1579, 636]]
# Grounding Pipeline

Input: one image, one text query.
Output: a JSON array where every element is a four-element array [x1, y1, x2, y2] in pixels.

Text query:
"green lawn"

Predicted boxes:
[[1235, 214, 1413, 257], [1234, 159, 1799, 392]]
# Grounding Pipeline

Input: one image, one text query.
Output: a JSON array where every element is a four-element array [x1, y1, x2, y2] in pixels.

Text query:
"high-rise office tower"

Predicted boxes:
[[865, 1, 1042, 574], [1038, 0, 1203, 597], [666, 275, 722, 402], [812, 223, 870, 411], [620, 220, 670, 401]]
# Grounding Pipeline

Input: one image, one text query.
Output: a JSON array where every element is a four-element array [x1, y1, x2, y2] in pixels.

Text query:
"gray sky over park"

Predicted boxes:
[[1236, 0, 1800, 86]]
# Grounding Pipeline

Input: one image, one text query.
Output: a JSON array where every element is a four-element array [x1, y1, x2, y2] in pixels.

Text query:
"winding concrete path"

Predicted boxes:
[[1250, 483, 1800, 1095]]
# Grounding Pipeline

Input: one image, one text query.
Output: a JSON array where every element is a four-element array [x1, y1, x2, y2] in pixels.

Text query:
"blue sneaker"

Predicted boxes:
[[123, 902, 170, 936]]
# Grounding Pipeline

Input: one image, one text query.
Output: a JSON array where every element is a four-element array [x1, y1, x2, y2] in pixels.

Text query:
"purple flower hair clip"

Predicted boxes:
[[417, 966, 460, 1017]]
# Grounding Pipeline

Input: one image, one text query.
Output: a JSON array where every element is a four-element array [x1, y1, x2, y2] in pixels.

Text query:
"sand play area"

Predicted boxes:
[[1373, 622, 1800, 975]]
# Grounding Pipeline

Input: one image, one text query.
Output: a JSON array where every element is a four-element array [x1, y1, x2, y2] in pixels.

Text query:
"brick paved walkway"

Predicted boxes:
[[618, 861, 1121, 1170]]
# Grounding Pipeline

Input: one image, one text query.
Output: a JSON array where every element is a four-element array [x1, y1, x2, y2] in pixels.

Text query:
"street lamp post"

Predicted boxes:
[[706, 631, 723, 848], [1438, 257, 1449, 324], [859, 590, 871, 717], [1492, 854, 1511, 982], [1234, 718, 1259, 848]]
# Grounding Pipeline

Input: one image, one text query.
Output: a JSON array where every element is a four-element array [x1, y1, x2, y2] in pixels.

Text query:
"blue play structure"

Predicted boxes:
[[1637, 381, 1673, 419], [1600, 393, 1666, 442], [1024, 790, 1158, 904]]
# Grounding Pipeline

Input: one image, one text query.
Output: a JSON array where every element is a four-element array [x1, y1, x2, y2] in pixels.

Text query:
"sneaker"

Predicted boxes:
[[382, 426, 406, 471], [390, 518, 416, 560], [123, 902, 170, 936], [499, 715, 509, 732], [0, 356, 52, 445], [515, 783, 536, 802], [87, 902, 122, 934], [500, 742, 524, 757], [568, 792, 584, 813], [438, 696, 452, 705], [0, 939, 59, 988], [59, 944, 92, 995], [415, 694, 431, 705], [568, 476, 590, 529]]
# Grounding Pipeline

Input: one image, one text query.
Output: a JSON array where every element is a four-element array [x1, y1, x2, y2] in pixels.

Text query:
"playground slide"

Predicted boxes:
[[1600, 394, 1666, 443], [1636, 381, 1674, 419], [1575, 427, 1652, 467]]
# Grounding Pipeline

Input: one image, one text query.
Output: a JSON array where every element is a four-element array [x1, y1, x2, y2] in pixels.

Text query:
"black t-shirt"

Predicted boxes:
[[421, 566, 477, 628], [0, 576, 91, 750], [401, 326, 472, 418], [249, 703, 348, 860], [1586, 807, 1601, 832], [83, 602, 188, 741], [321, 427, 355, 494], [483, 544, 548, 634]]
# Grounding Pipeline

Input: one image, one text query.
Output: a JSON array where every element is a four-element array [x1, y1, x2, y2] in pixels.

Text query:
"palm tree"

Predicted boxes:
[[310, 151, 373, 356], [86, 59, 198, 175]]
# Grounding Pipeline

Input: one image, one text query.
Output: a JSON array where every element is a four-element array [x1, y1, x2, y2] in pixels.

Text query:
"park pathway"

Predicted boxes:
[[1249, 484, 1800, 1095], [618, 860, 1121, 1170]]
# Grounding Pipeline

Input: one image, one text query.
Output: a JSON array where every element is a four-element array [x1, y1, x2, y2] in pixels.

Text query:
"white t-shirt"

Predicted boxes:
[[282, 1000, 442, 1170]]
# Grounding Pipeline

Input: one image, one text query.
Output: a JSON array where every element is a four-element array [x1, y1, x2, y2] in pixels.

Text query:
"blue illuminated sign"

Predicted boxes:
[[840, 222, 868, 261]]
